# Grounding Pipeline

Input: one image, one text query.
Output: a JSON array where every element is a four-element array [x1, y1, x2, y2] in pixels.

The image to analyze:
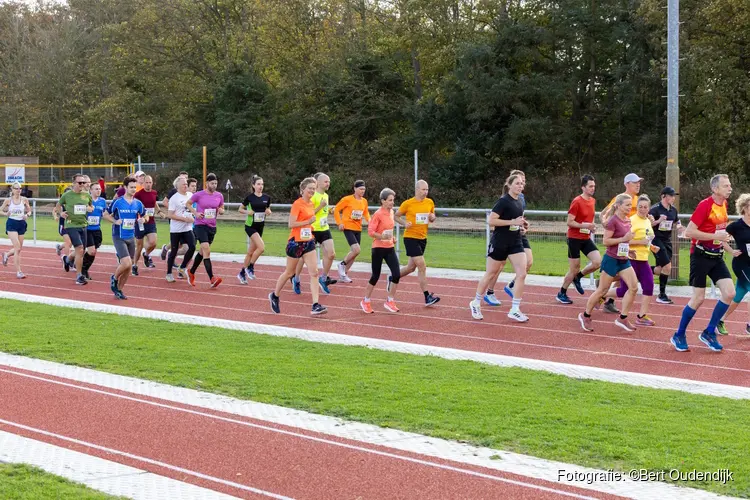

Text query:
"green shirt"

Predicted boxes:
[[311, 191, 330, 231], [59, 191, 93, 228]]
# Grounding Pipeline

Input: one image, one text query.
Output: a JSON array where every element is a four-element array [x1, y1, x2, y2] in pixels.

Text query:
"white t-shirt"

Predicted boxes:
[[168, 191, 194, 233]]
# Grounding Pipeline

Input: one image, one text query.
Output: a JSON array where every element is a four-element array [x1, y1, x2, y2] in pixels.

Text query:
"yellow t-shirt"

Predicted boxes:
[[398, 197, 435, 240], [311, 191, 330, 231], [629, 214, 653, 261]]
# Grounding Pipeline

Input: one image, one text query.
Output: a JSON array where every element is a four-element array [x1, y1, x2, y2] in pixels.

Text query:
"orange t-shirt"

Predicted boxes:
[[289, 197, 315, 242], [136, 185, 144, 193], [397, 197, 435, 240], [567, 195, 596, 240], [368, 207, 395, 249], [334, 195, 370, 231]]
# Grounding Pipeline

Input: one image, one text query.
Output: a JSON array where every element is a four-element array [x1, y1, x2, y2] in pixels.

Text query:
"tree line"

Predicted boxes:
[[1, 0, 748, 207]]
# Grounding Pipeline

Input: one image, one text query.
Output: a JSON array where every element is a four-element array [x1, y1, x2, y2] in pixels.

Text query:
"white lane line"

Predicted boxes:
[[0, 367, 599, 499]]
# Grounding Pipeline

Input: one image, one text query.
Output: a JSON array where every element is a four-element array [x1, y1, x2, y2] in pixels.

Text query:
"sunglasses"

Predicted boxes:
[[77, 181, 89, 185]]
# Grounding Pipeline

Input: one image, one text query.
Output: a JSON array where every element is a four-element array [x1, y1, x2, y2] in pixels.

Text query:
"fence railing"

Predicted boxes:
[[16, 198, 740, 289]]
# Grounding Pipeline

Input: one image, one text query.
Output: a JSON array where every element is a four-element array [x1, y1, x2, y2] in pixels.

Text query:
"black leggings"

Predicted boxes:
[[369, 247, 400, 286], [167, 231, 196, 274]]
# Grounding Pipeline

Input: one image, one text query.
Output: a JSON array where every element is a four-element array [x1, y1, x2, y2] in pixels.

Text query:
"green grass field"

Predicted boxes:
[[0, 463, 122, 499], [1, 298, 747, 497]]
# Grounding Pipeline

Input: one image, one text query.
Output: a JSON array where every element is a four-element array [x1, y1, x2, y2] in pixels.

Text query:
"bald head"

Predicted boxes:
[[315, 173, 330, 193], [415, 180, 429, 200]]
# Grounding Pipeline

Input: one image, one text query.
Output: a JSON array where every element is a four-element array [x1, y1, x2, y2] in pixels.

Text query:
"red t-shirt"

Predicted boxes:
[[567, 195, 596, 240], [690, 196, 728, 253], [134, 189, 159, 208]]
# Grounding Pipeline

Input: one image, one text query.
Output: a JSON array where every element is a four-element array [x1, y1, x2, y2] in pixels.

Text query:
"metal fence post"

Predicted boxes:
[[395, 223, 401, 254], [485, 210, 491, 251], [32, 199, 37, 245]]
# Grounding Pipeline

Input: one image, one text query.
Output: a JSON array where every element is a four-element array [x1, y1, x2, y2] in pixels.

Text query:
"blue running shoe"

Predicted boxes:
[[556, 291, 573, 304], [503, 284, 514, 299], [318, 276, 331, 294], [291, 276, 301, 295], [670, 332, 689, 352], [483, 292, 501, 306], [110, 274, 118, 295], [572, 276, 585, 295], [698, 330, 723, 352]]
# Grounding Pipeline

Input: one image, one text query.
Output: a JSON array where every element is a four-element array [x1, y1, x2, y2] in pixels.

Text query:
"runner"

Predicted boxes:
[[187, 173, 225, 288], [54, 174, 94, 285], [649, 186, 684, 304], [496, 170, 533, 301], [577, 194, 638, 332], [80, 182, 108, 281], [469, 173, 529, 322], [54, 182, 73, 271], [334, 180, 370, 283], [714, 193, 750, 336], [103, 175, 146, 299], [1, 182, 32, 278], [671, 174, 736, 352], [361, 188, 400, 313], [166, 177, 197, 283], [269, 177, 327, 316], [238, 175, 271, 284], [134, 170, 146, 192], [132, 175, 165, 276], [556, 174, 601, 304], [392, 180, 440, 306], [291, 172, 336, 294], [161, 171, 189, 211], [160, 173, 193, 261]]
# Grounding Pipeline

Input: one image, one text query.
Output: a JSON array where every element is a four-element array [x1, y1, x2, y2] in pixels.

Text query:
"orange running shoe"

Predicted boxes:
[[384, 299, 400, 313], [187, 270, 196, 287], [210, 276, 223, 288], [360, 299, 374, 314]]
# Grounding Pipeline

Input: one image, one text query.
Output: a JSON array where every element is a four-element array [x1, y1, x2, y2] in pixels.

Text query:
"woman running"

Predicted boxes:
[[269, 177, 327, 316], [1, 182, 32, 278], [578, 194, 638, 332], [469, 173, 529, 322], [238, 175, 271, 283], [361, 188, 400, 313]]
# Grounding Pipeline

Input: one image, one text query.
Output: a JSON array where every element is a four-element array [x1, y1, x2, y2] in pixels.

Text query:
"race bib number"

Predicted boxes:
[[253, 213, 265, 223], [617, 243, 630, 257], [318, 217, 329, 228], [658, 220, 673, 231], [382, 229, 393, 239], [73, 205, 86, 215], [9, 207, 23, 217], [300, 228, 312, 240], [145, 208, 155, 217], [351, 210, 363, 221], [415, 213, 429, 224], [509, 225, 520, 232], [87, 216, 100, 226], [204, 208, 217, 220], [579, 227, 590, 235], [122, 219, 135, 230]]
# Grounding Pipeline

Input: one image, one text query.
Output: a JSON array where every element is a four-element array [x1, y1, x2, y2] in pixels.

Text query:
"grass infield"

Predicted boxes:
[[0, 299, 747, 496], [0, 463, 122, 499]]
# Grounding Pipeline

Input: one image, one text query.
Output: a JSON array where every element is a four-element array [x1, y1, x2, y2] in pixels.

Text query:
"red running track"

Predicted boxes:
[[2, 247, 750, 388], [0, 365, 620, 499]]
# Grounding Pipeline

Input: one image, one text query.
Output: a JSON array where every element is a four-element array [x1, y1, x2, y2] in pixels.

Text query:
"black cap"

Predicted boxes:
[[661, 186, 676, 196]]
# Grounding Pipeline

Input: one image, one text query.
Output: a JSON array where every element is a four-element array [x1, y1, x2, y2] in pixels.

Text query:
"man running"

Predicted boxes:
[[54, 174, 94, 285], [557, 175, 601, 304], [649, 186, 684, 304], [54, 182, 73, 271], [392, 179, 440, 306], [80, 182, 108, 281], [334, 180, 371, 283], [166, 177, 197, 282], [238, 175, 271, 283], [160, 173, 192, 261], [187, 173, 225, 288], [671, 174, 735, 352], [132, 175, 164, 275], [103, 176, 146, 299]]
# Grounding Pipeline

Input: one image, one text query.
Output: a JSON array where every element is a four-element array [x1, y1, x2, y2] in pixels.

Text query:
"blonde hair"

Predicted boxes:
[[614, 193, 632, 208], [736, 193, 750, 216], [299, 177, 316, 193], [10, 182, 21, 190], [637, 194, 651, 206]]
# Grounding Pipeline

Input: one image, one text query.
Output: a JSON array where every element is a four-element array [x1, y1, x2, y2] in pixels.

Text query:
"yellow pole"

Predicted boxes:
[[202, 146, 207, 189]]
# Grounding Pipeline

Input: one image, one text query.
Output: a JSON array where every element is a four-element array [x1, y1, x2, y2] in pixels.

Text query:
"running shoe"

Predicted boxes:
[[614, 317, 636, 332], [507, 309, 529, 322], [745, 324, 750, 336], [339, 274, 353, 283], [55, 243, 62, 256], [131, 265, 139, 276], [384, 299, 400, 313], [425, 293, 440, 307], [671, 332, 689, 352], [291, 276, 301, 295], [16, 272, 25, 279], [715, 320, 729, 336], [578, 313, 593, 332], [2, 253, 7, 267], [246, 267, 256, 280], [503, 284, 514, 299], [165, 274, 176, 283], [237, 270, 248, 285], [698, 330, 723, 351], [210, 276, 223, 288], [635, 315, 656, 327], [187, 270, 196, 287], [325, 276, 338, 286], [483, 292, 502, 306], [656, 294, 673, 304], [556, 292, 573, 305], [160, 244, 168, 260], [311, 303, 328, 316], [360, 299, 374, 314], [603, 300, 620, 314], [177, 267, 188, 279], [269, 293, 280, 314], [143, 252, 156, 268], [115, 290, 128, 300], [82, 270, 92, 281], [469, 299, 483, 320], [110, 274, 117, 292], [572, 276, 585, 295], [338, 262, 348, 280], [318, 276, 330, 294], [594, 297, 604, 310], [386, 276, 393, 293], [62, 255, 70, 272], [75, 275, 87, 286]]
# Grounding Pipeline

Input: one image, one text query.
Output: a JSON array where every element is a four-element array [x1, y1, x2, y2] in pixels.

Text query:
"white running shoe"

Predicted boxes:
[[339, 275, 353, 283], [470, 299, 483, 320], [507, 309, 529, 323]]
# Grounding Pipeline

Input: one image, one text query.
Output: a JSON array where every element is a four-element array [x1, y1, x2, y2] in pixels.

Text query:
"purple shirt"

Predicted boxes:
[[605, 214, 632, 260], [191, 190, 224, 228]]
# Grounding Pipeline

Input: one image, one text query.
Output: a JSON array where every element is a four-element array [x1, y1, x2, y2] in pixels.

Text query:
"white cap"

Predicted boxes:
[[624, 173, 643, 184], [135, 170, 146, 177]]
